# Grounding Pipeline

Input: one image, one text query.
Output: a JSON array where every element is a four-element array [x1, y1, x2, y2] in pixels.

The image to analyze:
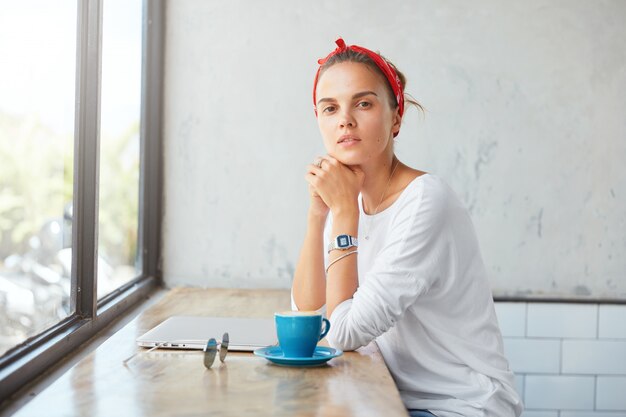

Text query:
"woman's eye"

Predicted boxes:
[[357, 101, 371, 108], [322, 106, 336, 113]]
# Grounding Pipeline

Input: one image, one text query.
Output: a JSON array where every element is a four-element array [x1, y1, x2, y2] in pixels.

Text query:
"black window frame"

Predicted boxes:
[[0, 0, 164, 403]]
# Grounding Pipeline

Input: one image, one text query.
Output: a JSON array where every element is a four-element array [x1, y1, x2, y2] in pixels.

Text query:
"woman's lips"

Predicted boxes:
[[338, 135, 361, 146]]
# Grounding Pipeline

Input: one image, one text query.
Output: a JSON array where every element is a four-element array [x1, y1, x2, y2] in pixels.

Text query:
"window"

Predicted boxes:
[[0, 0, 163, 402], [98, 0, 143, 298], [0, 0, 77, 358]]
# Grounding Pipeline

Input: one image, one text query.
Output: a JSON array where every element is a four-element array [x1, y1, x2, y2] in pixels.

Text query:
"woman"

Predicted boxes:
[[291, 38, 523, 417]]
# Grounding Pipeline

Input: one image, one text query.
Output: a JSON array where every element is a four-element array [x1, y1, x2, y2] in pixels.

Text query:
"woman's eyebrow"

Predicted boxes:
[[352, 90, 378, 100], [316, 91, 378, 106], [316, 97, 335, 105]]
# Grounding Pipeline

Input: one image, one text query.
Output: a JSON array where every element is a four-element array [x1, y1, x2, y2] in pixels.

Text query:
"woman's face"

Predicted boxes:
[[315, 61, 401, 167]]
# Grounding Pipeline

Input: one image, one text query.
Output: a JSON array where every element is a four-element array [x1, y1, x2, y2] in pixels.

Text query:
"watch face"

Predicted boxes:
[[338, 235, 349, 248]]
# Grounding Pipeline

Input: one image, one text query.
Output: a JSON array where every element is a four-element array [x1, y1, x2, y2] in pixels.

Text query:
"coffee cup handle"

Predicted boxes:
[[319, 318, 331, 340]]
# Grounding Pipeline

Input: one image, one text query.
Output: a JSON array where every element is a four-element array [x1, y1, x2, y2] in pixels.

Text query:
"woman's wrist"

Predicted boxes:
[[330, 209, 359, 237], [330, 202, 359, 219], [307, 209, 328, 226]]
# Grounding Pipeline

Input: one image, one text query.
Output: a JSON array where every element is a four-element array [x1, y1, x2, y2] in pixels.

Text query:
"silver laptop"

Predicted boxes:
[[136, 316, 277, 351]]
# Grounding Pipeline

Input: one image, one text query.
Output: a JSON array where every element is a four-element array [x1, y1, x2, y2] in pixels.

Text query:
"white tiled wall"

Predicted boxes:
[[495, 302, 626, 417]]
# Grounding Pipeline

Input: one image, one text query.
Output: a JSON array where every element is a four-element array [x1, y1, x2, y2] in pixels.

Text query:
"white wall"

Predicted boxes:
[[162, 0, 626, 297]]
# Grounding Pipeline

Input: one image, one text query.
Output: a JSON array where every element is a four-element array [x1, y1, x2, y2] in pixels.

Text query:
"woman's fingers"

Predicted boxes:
[[321, 155, 338, 165], [324, 155, 362, 176], [304, 171, 321, 187], [306, 165, 325, 179], [323, 155, 350, 171]]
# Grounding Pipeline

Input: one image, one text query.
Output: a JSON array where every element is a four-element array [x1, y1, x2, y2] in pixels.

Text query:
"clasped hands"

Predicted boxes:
[[305, 155, 364, 217]]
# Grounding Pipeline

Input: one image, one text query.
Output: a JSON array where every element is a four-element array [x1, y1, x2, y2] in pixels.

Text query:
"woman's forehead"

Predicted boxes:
[[316, 62, 387, 98]]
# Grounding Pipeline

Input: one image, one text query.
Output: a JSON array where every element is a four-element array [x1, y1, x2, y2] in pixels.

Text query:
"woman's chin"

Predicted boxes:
[[335, 157, 363, 167], [327, 152, 366, 167]]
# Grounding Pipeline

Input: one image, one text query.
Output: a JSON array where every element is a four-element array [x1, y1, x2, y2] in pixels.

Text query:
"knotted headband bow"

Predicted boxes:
[[312, 38, 405, 128]]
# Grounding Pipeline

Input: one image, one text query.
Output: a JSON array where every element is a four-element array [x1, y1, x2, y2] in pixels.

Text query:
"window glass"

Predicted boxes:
[[0, 1, 77, 356], [97, 0, 143, 298]]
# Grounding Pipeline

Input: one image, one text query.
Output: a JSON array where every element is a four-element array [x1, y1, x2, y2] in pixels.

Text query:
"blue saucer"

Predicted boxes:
[[254, 345, 343, 367]]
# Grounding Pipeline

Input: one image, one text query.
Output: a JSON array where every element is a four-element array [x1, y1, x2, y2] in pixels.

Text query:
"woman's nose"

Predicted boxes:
[[339, 111, 356, 129]]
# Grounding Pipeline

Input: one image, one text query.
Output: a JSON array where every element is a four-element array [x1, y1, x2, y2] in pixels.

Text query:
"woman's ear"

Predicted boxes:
[[391, 108, 402, 136]]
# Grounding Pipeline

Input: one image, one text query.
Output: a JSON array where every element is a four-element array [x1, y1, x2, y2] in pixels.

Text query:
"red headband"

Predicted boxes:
[[313, 38, 405, 125]]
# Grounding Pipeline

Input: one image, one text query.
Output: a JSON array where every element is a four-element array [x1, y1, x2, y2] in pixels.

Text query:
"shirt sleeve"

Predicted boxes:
[[327, 179, 452, 351]]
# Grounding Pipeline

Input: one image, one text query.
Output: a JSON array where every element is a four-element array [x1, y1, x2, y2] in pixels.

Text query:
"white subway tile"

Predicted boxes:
[[562, 340, 626, 374], [524, 375, 595, 410], [599, 305, 626, 339], [503, 338, 560, 373], [527, 304, 597, 338], [521, 412, 558, 417], [562, 413, 626, 417], [597, 376, 626, 410], [496, 302, 527, 337]]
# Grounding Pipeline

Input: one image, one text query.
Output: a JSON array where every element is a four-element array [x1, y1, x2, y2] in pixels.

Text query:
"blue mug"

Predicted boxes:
[[274, 311, 330, 358]]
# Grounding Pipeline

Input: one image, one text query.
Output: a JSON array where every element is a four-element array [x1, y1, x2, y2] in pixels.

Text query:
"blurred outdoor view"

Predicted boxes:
[[0, 0, 142, 357]]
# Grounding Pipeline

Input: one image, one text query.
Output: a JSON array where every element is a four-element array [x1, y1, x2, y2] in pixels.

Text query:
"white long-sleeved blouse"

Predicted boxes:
[[292, 174, 523, 417]]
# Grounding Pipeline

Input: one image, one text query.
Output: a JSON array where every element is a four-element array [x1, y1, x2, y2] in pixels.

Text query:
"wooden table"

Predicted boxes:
[[10, 288, 409, 417]]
